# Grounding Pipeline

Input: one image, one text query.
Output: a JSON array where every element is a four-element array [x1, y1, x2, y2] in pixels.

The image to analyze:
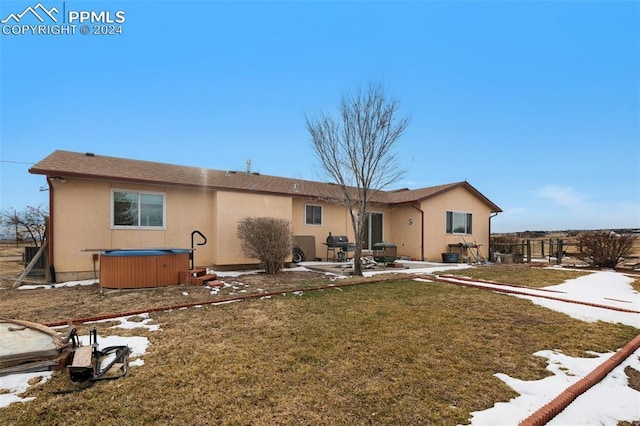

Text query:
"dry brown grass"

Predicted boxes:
[[625, 366, 640, 391], [442, 264, 590, 288], [0, 268, 637, 425], [0, 270, 350, 324]]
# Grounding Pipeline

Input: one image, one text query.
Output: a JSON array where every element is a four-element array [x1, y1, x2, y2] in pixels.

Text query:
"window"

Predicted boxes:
[[446, 211, 472, 234], [305, 204, 322, 225], [112, 190, 165, 228]]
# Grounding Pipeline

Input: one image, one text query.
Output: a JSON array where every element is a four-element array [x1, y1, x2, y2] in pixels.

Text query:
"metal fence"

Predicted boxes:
[[491, 238, 582, 264]]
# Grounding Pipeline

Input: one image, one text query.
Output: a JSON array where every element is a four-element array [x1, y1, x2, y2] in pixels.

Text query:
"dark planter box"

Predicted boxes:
[[441, 252, 459, 263], [373, 242, 397, 263]]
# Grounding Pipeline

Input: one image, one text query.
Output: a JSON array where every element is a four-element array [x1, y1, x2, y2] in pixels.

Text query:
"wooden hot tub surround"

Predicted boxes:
[[99, 249, 190, 289]]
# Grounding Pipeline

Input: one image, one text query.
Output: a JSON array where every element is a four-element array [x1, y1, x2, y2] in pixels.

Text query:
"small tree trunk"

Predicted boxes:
[[353, 245, 363, 276], [354, 211, 367, 276], [349, 208, 365, 277]]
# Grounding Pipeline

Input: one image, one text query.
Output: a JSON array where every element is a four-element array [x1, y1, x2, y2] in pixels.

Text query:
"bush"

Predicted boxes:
[[577, 231, 637, 268], [237, 217, 292, 274]]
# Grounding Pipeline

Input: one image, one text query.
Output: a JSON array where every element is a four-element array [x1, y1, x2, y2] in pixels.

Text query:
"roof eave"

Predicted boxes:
[[29, 167, 350, 200], [408, 181, 502, 213]]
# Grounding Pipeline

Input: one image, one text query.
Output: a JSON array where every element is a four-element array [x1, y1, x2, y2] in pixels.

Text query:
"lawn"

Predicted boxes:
[[1, 272, 636, 425], [441, 264, 590, 288], [443, 263, 640, 292]]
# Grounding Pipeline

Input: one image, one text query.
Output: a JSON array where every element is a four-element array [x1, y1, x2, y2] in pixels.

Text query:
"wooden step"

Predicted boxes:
[[179, 269, 207, 284], [189, 273, 218, 286]]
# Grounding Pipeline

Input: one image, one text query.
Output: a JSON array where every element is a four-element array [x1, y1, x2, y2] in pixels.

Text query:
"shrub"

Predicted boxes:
[[237, 217, 292, 274], [577, 231, 637, 268]]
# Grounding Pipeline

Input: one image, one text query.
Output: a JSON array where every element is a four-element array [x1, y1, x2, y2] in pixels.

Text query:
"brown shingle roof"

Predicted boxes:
[[385, 181, 502, 212], [29, 150, 501, 211]]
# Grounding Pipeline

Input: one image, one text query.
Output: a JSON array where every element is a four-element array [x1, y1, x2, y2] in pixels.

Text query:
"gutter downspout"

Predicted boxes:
[[411, 203, 425, 261], [46, 176, 55, 283], [489, 212, 498, 262]]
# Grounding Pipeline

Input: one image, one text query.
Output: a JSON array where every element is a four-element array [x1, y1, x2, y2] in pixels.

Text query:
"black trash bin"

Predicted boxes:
[[441, 252, 459, 263]]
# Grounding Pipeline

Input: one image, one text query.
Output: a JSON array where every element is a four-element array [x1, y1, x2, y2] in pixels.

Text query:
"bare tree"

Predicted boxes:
[[306, 82, 410, 276], [1, 205, 48, 247], [1, 209, 21, 247]]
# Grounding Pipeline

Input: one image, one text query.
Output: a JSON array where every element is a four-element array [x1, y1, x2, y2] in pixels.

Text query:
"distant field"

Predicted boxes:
[[0, 240, 28, 257], [492, 230, 640, 262]]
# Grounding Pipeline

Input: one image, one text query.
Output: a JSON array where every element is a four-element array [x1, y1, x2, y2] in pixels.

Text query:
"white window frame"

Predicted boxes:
[[305, 204, 323, 226], [111, 189, 166, 230], [446, 211, 472, 235]]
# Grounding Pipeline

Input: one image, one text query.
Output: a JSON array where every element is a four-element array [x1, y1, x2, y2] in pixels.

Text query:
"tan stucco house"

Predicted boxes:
[[30, 150, 502, 282]]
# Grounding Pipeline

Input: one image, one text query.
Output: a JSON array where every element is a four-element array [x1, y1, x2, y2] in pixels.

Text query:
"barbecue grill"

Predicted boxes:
[[324, 233, 355, 261]]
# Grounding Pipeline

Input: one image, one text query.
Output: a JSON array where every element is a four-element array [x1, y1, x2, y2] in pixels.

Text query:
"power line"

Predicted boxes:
[[0, 160, 35, 165]]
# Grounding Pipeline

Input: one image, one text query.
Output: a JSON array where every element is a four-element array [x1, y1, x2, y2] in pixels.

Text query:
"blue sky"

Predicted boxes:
[[1, 0, 638, 233]]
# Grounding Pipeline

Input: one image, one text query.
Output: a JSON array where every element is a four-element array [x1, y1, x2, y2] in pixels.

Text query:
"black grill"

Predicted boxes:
[[326, 233, 349, 248], [324, 233, 354, 262]]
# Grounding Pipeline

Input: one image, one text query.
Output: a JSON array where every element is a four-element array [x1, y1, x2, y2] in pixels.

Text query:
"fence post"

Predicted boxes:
[[526, 240, 531, 263], [557, 239, 563, 264]]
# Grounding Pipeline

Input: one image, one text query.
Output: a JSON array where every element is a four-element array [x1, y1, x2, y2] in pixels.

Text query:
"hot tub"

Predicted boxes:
[[100, 249, 190, 289]]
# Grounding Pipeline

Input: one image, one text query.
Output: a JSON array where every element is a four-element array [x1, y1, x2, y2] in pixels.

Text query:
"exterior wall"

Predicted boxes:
[[50, 179, 110, 280], [387, 204, 423, 260], [291, 198, 353, 260], [419, 186, 494, 262], [50, 178, 216, 281], [290, 199, 396, 260], [49, 175, 497, 281], [212, 191, 292, 266]]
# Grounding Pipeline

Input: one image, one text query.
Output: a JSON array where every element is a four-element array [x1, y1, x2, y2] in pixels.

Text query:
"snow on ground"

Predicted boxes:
[[88, 312, 161, 332], [209, 268, 259, 278], [0, 371, 52, 408], [459, 270, 640, 425], [548, 347, 640, 425], [211, 261, 472, 279], [2, 266, 639, 424], [366, 260, 473, 276], [467, 347, 640, 425], [437, 270, 639, 329], [518, 269, 640, 327], [0, 314, 154, 408], [18, 279, 98, 290]]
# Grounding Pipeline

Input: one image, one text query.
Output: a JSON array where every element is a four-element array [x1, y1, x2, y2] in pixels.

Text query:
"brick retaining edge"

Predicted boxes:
[[518, 334, 640, 426]]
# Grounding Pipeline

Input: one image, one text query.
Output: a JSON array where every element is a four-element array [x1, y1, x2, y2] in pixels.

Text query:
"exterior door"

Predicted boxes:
[[364, 212, 383, 249]]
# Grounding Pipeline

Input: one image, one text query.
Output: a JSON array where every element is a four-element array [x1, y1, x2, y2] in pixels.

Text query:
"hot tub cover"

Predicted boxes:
[[101, 249, 190, 256], [0, 318, 70, 376]]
